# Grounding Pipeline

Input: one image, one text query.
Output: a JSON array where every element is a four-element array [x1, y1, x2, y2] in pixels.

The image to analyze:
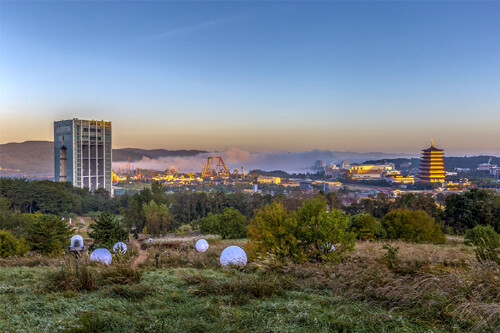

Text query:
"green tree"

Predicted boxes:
[[247, 202, 301, 261], [26, 213, 74, 255], [248, 198, 355, 263], [143, 200, 174, 235], [464, 225, 500, 248], [444, 189, 500, 232], [0, 230, 30, 257], [123, 187, 153, 231], [381, 210, 446, 244], [89, 212, 128, 249], [393, 193, 443, 222], [199, 207, 248, 239], [349, 213, 386, 240], [325, 191, 342, 210]]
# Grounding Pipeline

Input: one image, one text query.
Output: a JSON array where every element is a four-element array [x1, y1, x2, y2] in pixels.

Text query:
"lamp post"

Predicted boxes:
[[68, 235, 85, 275]]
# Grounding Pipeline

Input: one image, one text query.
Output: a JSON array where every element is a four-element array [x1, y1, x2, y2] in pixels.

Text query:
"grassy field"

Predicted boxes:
[[0, 238, 498, 333]]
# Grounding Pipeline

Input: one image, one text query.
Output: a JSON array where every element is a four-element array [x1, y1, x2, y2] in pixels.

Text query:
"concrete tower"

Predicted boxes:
[[54, 118, 112, 192]]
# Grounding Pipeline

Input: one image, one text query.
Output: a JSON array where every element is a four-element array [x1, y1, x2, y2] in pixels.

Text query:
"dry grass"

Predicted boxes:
[[0, 252, 66, 267], [138, 238, 243, 269], [150, 234, 221, 246], [244, 241, 498, 332], [1, 238, 497, 331], [44, 256, 142, 292]]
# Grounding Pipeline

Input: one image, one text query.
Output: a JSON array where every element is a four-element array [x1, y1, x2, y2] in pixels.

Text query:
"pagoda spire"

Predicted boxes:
[[431, 139, 434, 147]]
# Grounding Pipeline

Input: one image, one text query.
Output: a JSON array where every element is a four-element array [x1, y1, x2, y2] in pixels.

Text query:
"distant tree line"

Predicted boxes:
[[0, 178, 124, 215], [1, 179, 498, 243]]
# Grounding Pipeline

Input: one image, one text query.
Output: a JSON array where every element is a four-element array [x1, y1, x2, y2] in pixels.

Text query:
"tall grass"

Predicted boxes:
[[0, 239, 498, 332], [45, 257, 142, 292]]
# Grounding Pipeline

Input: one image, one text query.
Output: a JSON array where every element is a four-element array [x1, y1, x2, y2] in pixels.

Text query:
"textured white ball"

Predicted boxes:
[[90, 248, 112, 265], [220, 246, 247, 266], [195, 239, 209, 252], [113, 242, 127, 254]]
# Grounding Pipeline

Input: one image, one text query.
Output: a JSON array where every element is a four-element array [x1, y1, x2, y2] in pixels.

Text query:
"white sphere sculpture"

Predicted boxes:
[[220, 246, 247, 266], [195, 239, 209, 252], [113, 242, 127, 254], [90, 248, 112, 265]]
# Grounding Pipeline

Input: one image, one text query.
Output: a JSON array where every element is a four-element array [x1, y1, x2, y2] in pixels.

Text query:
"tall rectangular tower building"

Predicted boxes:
[[54, 118, 112, 192]]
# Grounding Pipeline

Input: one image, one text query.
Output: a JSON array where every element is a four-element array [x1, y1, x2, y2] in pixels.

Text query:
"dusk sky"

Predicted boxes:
[[0, 1, 499, 155]]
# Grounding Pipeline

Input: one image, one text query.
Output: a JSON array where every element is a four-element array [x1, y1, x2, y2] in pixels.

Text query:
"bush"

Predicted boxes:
[[465, 225, 500, 264], [381, 210, 446, 244], [199, 207, 247, 239], [348, 213, 386, 240], [0, 229, 30, 257], [247, 198, 356, 263], [464, 225, 500, 248], [26, 213, 73, 255], [89, 212, 129, 249]]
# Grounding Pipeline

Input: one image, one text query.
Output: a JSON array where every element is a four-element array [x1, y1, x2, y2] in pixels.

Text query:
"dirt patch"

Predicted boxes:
[[130, 238, 149, 270]]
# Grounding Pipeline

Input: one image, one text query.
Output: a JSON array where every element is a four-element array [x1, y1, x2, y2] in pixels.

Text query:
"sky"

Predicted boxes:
[[0, 1, 499, 155]]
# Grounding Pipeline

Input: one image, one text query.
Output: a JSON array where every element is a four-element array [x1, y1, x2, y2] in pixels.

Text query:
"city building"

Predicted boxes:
[[419, 139, 445, 183], [340, 160, 351, 170], [384, 170, 415, 184], [325, 164, 340, 177], [256, 176, 281, 184], [477, 158, 498, 172], [313, 160, 326, 172], [299, 180, 312, 191], [54, 118, 112, 192], [348, 164, 394, 180]]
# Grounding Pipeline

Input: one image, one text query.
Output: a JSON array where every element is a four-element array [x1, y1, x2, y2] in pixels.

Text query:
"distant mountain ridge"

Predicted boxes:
[[1, 141, 498, 178], [0, 141, 206, 178]]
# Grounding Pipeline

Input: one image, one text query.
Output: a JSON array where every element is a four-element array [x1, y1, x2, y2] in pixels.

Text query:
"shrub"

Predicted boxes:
[[465, 225, 500, 264], [381, 244, 400, 268], [348, 213, 386, 240], [381, 210, 446, 243], [26, 212, 73, 255], [0, 229, 30, 257], [89, 212, 129, 249], [142, 200, 174, 235], [247, 198, 356, 263], [464, 225, 500, 248], [199, 207, 247, 239]]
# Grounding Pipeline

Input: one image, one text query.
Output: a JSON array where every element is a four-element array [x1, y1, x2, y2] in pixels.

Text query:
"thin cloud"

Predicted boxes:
[[143, 18, 231, 41]]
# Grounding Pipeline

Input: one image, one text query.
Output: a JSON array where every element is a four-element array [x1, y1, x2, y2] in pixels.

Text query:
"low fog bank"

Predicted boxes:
[[112, 148, 416, 174]]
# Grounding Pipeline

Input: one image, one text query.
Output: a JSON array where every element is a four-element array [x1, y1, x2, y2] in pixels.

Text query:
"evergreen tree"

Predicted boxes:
[[26, 213, 73, 255], [89, 212, 128, 249]]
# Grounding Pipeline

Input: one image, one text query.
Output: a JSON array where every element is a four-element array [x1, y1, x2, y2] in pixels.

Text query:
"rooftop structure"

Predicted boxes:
[[419, 139, 445, 183], [54, 118, 112, 192], [348, 164, 394, 180], [257, 176, 281, 184]]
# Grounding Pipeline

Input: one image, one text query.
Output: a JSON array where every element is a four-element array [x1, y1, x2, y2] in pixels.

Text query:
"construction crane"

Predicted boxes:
[[202, 157, 230, 177]]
